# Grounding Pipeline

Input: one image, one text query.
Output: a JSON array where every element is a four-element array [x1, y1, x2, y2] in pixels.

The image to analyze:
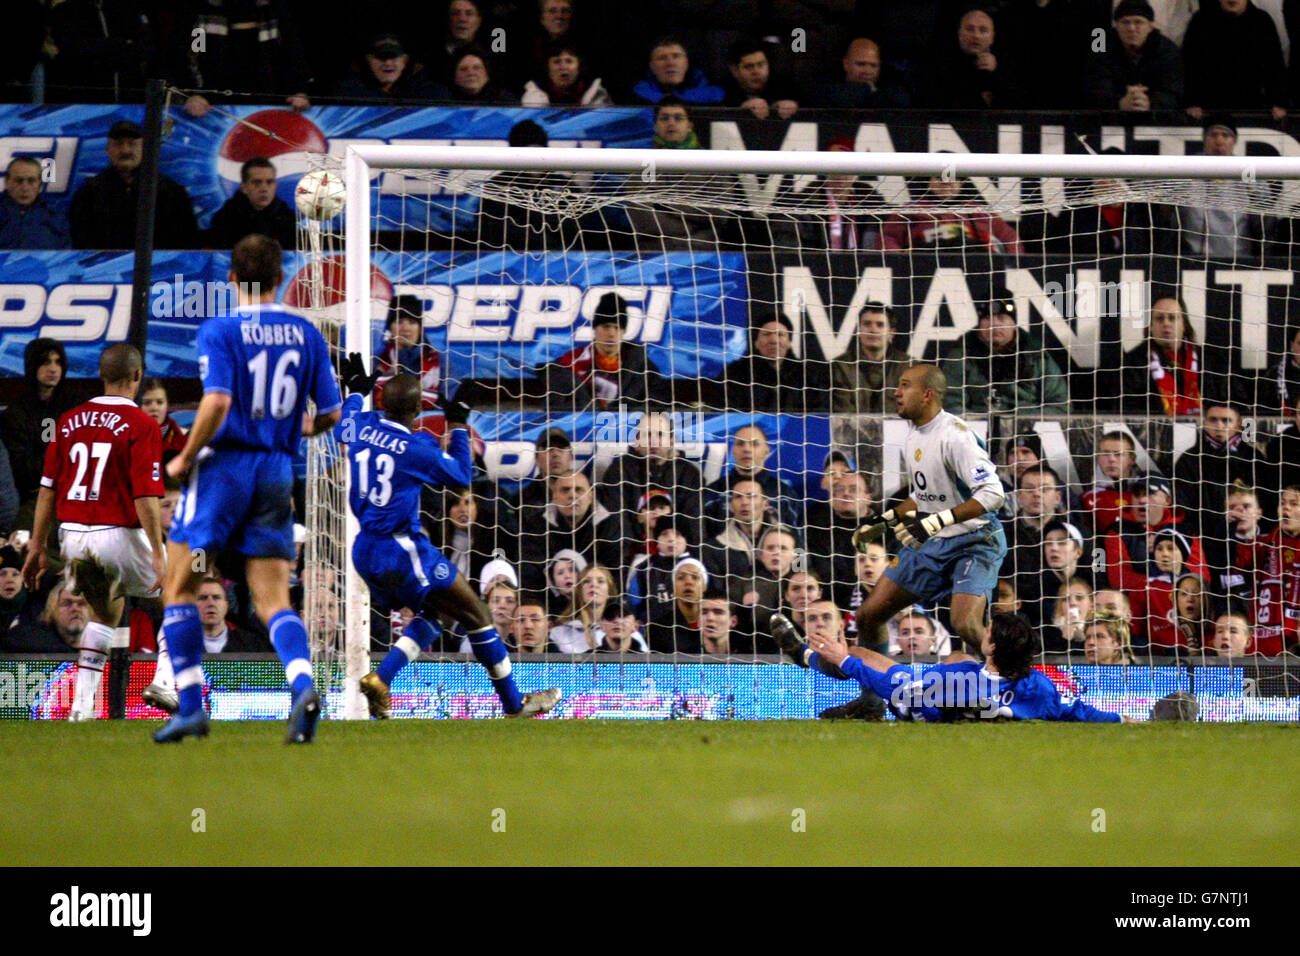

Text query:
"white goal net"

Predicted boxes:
[[293, 143, 1300, 718]]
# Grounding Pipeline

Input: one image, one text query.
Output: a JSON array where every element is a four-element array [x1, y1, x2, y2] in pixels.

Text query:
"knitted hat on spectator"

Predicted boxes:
[[653, 513, 696, 543], [369, 33, 405, 58], [386, 293, 423, 331], [1006, 432, 1042, 461], [673, 557, 709, 587], [535, 427, 571, 450], [637, 490, 673, 511], [508, 120, 549, 148], [0, 546, 21, 572], [601, 599, 633, 621], [478, 557, 519, 596], [827, 135, 856, 152], [757, 313, 794, 333], [592, 292, 629, 329], [1204, 114, 1237, 139], [1113, 0, 1155, 21], [1125, 474, 1173, 501], [547, 548, 588, 579], [1152, 528, 1192, 561]]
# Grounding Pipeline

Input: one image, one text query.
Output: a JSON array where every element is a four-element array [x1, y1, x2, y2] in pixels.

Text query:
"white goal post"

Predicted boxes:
[[325, 143, 1300, 719]]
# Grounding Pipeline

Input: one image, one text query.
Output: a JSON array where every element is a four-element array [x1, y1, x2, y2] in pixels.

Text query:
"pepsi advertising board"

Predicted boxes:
[[0, 103, 651, 235], [0, 250, 749, 381]]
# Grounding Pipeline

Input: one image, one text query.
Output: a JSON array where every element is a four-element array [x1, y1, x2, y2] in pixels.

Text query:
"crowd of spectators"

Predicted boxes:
[[2, 2, 1300, 668], [6, 1, 1300, 120]]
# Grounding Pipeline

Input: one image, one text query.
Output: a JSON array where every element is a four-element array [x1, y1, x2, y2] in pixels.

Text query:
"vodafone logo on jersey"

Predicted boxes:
[[282, 255, 393, 325], [216, 110, 328, 204]]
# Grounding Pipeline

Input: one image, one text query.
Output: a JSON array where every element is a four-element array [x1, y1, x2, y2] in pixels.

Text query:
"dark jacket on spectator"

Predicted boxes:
[[332, 67, 448, 102], [1116, 341, 1218, 416], [703, 467, 802, 536], [541, 341, 668, 410], [0, 338, 77, 509], [1041, 198, 1163, 258], [706, 354, 812, 413], [804, 77, 910, 109], [1173, 432, 1265, 535], [519, 500, 626, 591], [70, 167, 198, 250], [1183, 1, 1288, 110], [597, 449, 704, 525], [0, 195, 71, 250], [1084, 28, 1183, 110], [181, 0, 312, 100], [940, 327, 1070, 416], [46, 0, 154, 103], [631, 67, 725, 105], [926, 43, 1022, 109], [0, 440, 19, 534], [205, 191, 296, 251], [645, 599, 702, 653]]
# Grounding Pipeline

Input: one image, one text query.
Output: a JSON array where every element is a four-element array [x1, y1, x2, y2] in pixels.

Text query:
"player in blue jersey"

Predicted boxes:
[[155, 235, 344, 743], [802, 607, 1126, 722], [334, 354, 561, 719]]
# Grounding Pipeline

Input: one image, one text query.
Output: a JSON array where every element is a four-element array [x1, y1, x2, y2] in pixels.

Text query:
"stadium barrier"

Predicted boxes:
[[1, 656, 1294, 722]]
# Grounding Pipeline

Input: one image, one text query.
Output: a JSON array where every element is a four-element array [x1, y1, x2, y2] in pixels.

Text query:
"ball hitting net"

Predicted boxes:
[[291, 143, 1300, 718]]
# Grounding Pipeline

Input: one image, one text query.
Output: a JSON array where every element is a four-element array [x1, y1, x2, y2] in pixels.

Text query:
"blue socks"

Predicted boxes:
[[377, 617, 440, 686], [468, 625, 523, 714], [164, 604, 205, 717], [268, 609, 315, 696]]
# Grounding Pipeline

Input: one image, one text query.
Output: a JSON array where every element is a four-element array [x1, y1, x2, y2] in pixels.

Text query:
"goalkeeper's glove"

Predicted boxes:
[[440, 389, 473, 426], [339, 352, 381, 397], [890, 509, 956, 549], [852, 509, 895, 553]]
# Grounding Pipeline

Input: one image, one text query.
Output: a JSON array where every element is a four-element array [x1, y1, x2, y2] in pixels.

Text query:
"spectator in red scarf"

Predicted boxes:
[[374, 294, 441, 413], [880, 175, 1021, 254], [1118, 291, 1201, 416], [138, 377, 187, 454], [544, 291, 666, 408], [1102, 474, 1207, 648], [1235, 483, 1300, 655]]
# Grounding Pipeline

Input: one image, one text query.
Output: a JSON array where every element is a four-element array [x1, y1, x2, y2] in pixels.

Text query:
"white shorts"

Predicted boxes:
[[59, 524, 162, 599]]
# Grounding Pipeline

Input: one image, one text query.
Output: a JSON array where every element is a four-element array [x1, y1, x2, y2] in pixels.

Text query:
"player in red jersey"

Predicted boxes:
[[1236, 484, 1300, 655], [22, 344, 169, 720]]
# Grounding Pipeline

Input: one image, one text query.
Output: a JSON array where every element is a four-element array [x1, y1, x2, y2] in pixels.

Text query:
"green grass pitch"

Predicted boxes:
[[3, 720, 1298, 866]]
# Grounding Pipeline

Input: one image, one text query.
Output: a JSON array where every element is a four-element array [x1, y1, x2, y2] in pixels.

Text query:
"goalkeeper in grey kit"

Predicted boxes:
[[853, 364, 1008, 653]]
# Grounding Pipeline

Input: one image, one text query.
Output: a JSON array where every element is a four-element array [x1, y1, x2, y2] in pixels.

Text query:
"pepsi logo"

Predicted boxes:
[[283, 255, 393, 326], [217, 110, 328, 203]]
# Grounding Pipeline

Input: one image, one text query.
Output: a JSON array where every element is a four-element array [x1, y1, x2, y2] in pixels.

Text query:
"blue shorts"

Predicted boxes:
[[883, 521, 1007, 609], [353, 530, 459, 613], [170, 448, 295, 560]]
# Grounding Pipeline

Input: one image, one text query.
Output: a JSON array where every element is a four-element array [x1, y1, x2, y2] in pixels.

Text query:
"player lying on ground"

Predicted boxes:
[[23, 343, 177, 718], [156, 235, 343, 743], [335, 355, 560, 718], [803, 609, 1128, 722]]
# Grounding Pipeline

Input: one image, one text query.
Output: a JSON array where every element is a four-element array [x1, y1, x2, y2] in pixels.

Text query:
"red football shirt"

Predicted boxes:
[[41, 396, 164, 528]]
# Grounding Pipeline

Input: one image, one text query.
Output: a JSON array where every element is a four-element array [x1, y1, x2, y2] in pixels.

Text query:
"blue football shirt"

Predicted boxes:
[[198, 303, 342, 455], [334, 393, 473, 536]]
